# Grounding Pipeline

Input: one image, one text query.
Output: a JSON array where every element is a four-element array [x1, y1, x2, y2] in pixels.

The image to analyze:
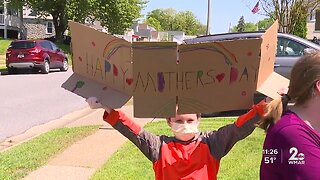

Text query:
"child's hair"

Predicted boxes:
[[257, 51, 320, 130]]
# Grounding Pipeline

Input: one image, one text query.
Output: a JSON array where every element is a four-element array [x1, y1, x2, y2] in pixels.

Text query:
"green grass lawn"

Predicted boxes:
[[0, 39, 12, 69], [0, 125, 99, 180], [0, 39, 12, 55], [91, 118, 265, 180]]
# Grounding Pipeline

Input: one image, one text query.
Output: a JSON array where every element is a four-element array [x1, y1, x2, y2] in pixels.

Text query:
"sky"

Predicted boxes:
[[141, 0, 266, 34]]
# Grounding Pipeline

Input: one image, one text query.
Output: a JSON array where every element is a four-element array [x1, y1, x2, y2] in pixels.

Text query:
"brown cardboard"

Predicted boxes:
[[62, 73, 131, 108], [132, 42, 178, 117], [177, 39, 262, 115], [62, 21, 132, 108], [256, 20, 290, 99], [257, 72, 289, 99], [63, 21, 289, 117]]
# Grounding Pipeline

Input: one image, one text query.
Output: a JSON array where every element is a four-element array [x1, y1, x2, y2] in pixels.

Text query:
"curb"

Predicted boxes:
[[0, 106, 98, 152]]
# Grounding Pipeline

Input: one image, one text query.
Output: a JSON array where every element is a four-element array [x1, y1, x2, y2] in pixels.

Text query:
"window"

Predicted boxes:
[[50, 42, 58, 51], [11, 41, 36, 49], [40, 41, 52, 50], [277, 37, 307, 57], [46, 22, 53, 34]]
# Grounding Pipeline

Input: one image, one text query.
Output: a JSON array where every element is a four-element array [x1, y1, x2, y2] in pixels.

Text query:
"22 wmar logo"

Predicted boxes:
[[288, 147, 305, 165]]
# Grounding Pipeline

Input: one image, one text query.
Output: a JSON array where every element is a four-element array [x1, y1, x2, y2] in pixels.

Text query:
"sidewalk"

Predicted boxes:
[[6, 105, 155, 180]]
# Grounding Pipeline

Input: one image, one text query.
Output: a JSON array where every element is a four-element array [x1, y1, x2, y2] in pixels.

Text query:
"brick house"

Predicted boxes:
[[0, 4, 54, 39]]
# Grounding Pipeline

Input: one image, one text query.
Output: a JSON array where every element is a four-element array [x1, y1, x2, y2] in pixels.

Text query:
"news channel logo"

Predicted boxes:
[[262, 147, 305, 165]]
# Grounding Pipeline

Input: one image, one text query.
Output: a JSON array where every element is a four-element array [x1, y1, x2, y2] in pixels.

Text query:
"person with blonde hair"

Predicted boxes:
[[259, 51, 320, 180], [87, 96, 267, 180]]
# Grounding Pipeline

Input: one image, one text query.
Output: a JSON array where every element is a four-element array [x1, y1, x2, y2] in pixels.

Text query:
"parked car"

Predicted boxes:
[[6, 40, 68, 74], [185, 31, 320, 79], [184, 32, 320, 116]]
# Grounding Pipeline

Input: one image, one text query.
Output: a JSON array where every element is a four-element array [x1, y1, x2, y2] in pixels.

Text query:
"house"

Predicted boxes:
[[307, 9, 318, 40], [130, 21, 196, 43], [301, 7, 320, 40], [0, 3, 54, 39]]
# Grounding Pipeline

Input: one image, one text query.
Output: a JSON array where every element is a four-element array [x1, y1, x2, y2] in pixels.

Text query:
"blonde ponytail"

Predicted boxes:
[[257, 95, 290, 131]]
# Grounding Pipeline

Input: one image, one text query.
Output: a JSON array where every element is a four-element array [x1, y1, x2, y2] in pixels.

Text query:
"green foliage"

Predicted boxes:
[[146, 8, 206, 35], [145, 17, 163, 31], [230, 22, 257, 33], [91, 118, 264, 179], [260, 0, 318, 34], [257, 18, 274, 31], [293, 17, 307, 38], [147, 8, 176, 31], [237, 16, 246, 32], [0, 39, 12, 55], [8, 0, 145, 41], [0, 126, 99, 180], [93, 0, 146, 34]]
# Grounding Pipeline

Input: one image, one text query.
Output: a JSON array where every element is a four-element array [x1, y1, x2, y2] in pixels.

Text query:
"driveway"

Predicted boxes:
[[0, 69, 87, 142]]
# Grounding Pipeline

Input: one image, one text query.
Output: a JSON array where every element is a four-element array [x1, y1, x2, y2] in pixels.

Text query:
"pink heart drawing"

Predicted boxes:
[[216, 73, 225, 82]]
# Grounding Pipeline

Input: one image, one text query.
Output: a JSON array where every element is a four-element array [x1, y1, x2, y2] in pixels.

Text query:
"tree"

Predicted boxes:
[[8, 0, 145, 42], [93, 0, 145, 35], [236, 16, 246, 32], [147, 8, 177, 31], [146, 8, 206, 35], [230, 22, 258, 32], [145, 17, 163, 31], [172, 11, 205, 35], [293, 13, 307, 38], [257, 18, 274, 31], [259, 0, 320, 34]]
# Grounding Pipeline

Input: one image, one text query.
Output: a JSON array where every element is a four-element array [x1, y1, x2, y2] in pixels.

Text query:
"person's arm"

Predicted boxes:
[[207, 100, 266, 160], [86, 97, 162, 162]]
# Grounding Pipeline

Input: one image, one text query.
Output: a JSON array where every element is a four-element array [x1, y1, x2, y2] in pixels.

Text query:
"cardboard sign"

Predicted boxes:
[[62, 20, 289, 118], [132, 42, 178, 117], [177, 40, 261, 115], [62, 21, 132, 108], [256, 20, 289, 99]]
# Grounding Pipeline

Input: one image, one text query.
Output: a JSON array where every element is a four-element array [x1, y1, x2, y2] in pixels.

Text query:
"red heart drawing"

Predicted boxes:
[[216, 73, 225, 82], [126, 78, 133, 85]]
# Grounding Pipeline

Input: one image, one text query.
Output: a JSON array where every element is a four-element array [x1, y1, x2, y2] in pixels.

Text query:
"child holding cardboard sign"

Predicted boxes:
[[87, 97, 267, 180]]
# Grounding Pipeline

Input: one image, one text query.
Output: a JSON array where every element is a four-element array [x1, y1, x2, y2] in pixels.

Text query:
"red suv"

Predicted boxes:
[[6, 40, 68, 74]]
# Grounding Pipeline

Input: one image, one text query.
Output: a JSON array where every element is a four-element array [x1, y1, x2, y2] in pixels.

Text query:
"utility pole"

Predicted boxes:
[[3, 0, 7, 39], [206, 0, 211, 35]]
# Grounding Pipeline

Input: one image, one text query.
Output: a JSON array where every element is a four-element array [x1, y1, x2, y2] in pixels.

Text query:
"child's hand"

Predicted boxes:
[[86, 97, 112, 113]]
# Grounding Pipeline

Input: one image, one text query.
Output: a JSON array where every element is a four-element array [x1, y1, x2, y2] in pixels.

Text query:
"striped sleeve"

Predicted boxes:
[[103, 110, 162, 162]]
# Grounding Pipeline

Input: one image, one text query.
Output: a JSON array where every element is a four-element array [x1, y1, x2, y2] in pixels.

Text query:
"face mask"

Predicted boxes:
[[171, 122, 199, 141]]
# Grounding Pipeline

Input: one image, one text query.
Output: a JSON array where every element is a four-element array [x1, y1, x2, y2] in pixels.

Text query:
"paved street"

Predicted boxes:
[[0, 69, 87, 142]]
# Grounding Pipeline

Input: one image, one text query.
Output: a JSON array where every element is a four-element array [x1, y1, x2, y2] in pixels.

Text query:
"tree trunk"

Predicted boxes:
[[52, 12, 67, 43]]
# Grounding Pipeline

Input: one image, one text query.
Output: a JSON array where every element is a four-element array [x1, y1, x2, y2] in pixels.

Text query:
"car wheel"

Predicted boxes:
[[60, 59, 68, 71], [41, 60, 50, 74]]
